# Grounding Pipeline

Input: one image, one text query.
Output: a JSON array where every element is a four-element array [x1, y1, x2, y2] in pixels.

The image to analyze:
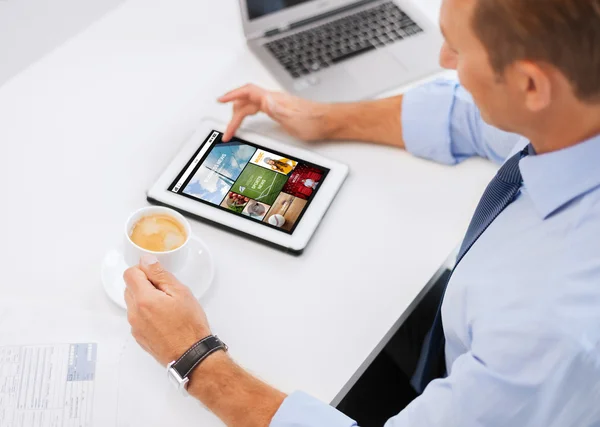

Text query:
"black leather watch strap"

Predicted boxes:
[[171, 335, 227, 379]]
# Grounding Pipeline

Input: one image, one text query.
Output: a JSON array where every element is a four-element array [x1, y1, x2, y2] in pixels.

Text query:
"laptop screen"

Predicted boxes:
[[247, 0, 314, 20]]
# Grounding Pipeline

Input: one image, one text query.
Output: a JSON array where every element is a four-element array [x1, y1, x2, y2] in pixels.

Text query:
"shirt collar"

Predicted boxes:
[[519, 133, 600, 219]]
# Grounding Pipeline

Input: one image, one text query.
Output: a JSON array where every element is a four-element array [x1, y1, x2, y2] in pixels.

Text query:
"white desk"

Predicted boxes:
[[0, 0, 497, 425]]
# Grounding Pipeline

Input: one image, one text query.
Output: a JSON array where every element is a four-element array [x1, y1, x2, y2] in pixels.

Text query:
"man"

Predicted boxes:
[[123, 0, 600, 425]]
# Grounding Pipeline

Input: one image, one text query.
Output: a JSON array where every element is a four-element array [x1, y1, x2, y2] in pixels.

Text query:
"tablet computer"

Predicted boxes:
[[147, 118, 349, 254]]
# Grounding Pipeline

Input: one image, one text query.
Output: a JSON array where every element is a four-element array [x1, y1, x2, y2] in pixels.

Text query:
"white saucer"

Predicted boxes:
[[101, 237, 215, 309]]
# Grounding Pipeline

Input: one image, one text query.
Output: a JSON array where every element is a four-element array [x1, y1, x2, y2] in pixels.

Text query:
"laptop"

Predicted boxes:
[[239, 0, 444, 102]]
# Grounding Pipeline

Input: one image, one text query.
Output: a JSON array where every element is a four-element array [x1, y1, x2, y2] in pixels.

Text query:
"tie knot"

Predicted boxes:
[[496, 144, 531, 184]]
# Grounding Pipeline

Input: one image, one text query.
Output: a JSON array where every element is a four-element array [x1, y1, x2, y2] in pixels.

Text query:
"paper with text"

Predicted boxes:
[[0, 343, 98, 427]]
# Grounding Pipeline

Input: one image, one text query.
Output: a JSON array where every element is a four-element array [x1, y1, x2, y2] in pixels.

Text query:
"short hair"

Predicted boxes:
[[472, 0, 600, 103]]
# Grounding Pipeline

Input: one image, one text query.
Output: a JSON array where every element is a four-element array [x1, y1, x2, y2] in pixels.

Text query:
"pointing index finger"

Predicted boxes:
[[223, 104, 255, 142], [218, 87, 250, 103], [218, 84, 265, 104]]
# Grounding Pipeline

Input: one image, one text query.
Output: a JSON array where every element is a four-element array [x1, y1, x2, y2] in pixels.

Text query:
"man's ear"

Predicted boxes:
[[513, 61, 552, 112]]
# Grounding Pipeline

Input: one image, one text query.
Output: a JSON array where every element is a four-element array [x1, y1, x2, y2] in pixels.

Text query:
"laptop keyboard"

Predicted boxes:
[[265, 1, 423, 79]]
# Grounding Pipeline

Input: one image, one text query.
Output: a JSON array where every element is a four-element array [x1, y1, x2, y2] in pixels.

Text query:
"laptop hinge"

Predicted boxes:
[[265, 23, 291, 37], [262, 0, 377, 38]]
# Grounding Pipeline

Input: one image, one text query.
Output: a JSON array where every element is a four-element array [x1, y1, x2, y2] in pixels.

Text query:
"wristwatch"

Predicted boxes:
[[166, 335, 228, 395]]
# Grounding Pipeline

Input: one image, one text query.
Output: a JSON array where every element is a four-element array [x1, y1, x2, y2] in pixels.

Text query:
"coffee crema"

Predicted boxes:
[[129, 214, 187, 252]]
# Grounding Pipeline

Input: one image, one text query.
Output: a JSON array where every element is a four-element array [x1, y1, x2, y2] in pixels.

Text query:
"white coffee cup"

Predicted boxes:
[[124, 206, 192, 273]]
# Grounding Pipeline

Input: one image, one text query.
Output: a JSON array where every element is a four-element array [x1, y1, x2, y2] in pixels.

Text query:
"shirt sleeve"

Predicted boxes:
[[401, 79, 521, 165], [270, 391, 357, 427]]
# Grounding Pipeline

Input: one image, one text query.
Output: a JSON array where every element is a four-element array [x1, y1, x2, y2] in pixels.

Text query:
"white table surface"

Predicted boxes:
[[0, 0, 125, 86], [0, 0, 497, 425]]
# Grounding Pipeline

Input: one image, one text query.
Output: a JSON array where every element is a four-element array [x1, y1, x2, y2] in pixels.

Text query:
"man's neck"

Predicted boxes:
[[527, 103, 600, 155]]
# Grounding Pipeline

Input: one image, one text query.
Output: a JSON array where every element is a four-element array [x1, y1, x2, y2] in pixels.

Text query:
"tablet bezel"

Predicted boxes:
[[147, 118, 349, 254]]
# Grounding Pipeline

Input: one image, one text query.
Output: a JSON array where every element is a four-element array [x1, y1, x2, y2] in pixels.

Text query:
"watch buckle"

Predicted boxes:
[[215, 335, 229, 352]]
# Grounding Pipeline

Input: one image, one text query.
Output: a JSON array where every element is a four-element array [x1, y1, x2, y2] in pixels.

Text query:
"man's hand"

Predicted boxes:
[[124, 254, 287, 427], [219, 83, 406, 148], [218, 84, 333, 142], [123, 254, 211, 366]]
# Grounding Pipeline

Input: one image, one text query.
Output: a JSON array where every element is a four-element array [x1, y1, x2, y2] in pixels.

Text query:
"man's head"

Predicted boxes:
[[439, 0, 600, 142]]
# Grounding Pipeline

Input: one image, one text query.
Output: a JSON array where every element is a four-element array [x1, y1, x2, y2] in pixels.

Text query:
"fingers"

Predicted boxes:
[[124, 286, 151, 355], [124, 287, 134, 309], [219, 84, 268, 142], [138, 254, 180, 295], [218, 83, 264, 104], [123, 266, 155, 297], [223, 103, 259, 142]]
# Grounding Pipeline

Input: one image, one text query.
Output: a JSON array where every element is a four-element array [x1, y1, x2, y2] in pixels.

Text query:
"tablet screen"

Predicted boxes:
[[169, 130, 330, 234]]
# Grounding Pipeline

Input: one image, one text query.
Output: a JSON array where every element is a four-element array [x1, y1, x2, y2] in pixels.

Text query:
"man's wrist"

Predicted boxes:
[[318, 96, 405, 147], [185, 349, 287, 427], [187, 347, 232, 393], [321, 103, 350, 140]]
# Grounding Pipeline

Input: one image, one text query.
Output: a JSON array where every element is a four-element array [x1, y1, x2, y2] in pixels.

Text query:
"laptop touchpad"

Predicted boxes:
[[343, 51, 408, 89]]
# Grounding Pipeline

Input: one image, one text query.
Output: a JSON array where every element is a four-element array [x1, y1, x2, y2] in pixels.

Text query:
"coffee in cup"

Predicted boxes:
[[129, 214, 187, 252], [124, 206, 193, 273]]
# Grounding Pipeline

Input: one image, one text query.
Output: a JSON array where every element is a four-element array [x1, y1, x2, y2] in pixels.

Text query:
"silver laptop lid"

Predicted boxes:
[[239, 0, 360, 39]]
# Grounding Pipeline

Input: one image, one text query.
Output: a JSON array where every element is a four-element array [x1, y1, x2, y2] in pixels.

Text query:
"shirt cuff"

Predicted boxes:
[[401, 79, 460, 165], [270, 391, 357, 427]]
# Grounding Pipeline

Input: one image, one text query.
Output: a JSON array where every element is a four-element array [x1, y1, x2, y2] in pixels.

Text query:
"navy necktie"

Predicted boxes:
[[412, 144, 532, 393]]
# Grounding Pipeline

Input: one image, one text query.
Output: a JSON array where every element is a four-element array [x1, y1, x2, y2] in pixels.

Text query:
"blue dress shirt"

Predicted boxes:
[[270, 79, 600, 427]]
